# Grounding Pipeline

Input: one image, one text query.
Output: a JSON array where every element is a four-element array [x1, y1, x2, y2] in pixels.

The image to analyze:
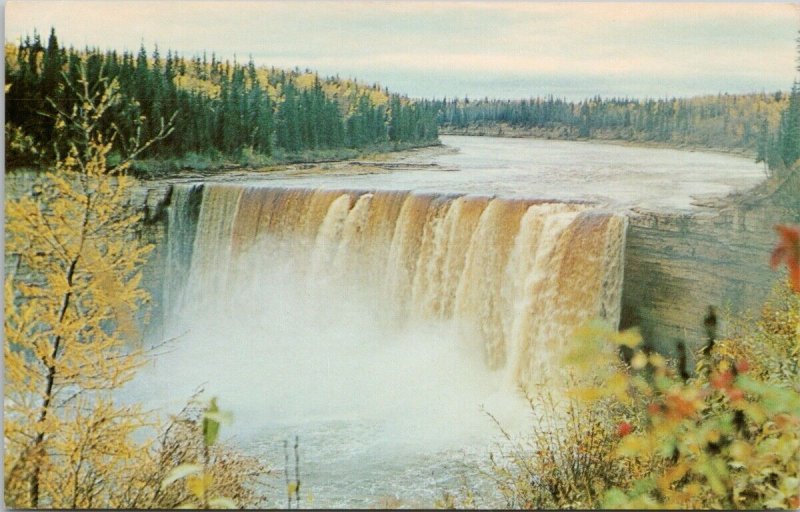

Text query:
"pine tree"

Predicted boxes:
[[777, 81, 800, 169], [756, 117, 770, 172]]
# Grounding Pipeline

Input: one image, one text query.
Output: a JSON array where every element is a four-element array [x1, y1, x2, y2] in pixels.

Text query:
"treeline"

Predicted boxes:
[[767, 81, 800, 172], [5, 29, 440, 169], [436, 93, 797, 162], [7, 28, 798, 175]]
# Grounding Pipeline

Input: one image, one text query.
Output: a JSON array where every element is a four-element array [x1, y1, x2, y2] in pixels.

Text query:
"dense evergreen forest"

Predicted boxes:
[[436, 90, 800, 171], [5, 28, 799, 175], [5, 29, 440, 170]]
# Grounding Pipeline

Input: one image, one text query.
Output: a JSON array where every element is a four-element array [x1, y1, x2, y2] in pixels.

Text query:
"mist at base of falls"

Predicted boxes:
[[124, 163, 628, 506], [138, 235, 530, 439], [127, 235, 531, 507]]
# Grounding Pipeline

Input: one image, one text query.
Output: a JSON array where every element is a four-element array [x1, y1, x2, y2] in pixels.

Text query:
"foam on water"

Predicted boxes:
[[128, 145, 635, 506]]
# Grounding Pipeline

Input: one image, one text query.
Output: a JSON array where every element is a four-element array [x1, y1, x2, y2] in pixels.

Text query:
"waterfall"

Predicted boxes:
[[163, 183, 627, 389], [162, 183, 204, 330]]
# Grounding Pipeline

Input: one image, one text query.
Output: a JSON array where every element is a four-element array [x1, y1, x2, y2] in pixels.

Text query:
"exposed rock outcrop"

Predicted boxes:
[[621, 197, 799, 355]]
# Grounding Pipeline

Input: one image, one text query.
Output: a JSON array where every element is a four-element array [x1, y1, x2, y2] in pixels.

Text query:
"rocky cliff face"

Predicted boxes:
[[130, 182, 173, 339], [621, 198, 799, 355]]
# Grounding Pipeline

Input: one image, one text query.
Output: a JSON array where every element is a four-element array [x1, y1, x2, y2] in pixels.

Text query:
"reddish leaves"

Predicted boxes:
[[711, 370, 734, 391], [647, 394, 699, 421], [647, 402, 663, 416], [726, 388, 744, 402], [735, 359, 750, 374], [664, 393, 698, 420], [617, 421, 633, 437], [770, 225, 800, 293], [711, 369, 745, 402]]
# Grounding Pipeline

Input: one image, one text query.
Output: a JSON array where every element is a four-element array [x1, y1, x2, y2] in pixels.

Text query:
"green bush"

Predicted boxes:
[[483, 281, 799, 510]]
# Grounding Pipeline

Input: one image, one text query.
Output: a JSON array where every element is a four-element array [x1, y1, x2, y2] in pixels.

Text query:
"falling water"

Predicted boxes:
[[105, 131, 775, 506], [165, 183, 626, 388], [135, 181, 629, 507], [162, 184, 203, 329]]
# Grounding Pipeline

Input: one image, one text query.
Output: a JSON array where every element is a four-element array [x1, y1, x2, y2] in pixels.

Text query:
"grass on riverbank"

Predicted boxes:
[[4, 140, 442, 179], [126, 141, 442, 178]]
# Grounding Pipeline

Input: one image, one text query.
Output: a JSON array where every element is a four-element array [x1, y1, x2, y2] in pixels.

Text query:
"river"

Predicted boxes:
[[227, 135, 764, 211], [123, 135, 764, 507]]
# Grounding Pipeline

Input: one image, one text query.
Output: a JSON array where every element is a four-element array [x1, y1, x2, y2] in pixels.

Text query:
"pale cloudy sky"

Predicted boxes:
[[4, 1, 799, 100]]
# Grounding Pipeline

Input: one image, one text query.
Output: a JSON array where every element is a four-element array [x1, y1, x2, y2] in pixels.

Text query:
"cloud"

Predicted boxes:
[[5, 1, 798, 99]]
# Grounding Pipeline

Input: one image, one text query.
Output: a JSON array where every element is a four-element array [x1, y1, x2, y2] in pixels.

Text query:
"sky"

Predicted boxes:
[[4, 1, 799, 100]]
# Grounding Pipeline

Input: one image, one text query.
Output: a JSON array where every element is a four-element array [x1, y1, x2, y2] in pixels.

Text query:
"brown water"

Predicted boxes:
[[127, 135, 762, 507]]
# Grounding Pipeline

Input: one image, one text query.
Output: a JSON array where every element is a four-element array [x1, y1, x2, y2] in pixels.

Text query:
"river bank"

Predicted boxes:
[[4, 140, 445, 180], [439, 123, 758, 161]]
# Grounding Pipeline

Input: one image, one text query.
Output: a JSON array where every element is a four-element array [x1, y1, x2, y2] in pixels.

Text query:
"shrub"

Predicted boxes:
[[483, 278, 799, 510], [128, 397, 270, 509]]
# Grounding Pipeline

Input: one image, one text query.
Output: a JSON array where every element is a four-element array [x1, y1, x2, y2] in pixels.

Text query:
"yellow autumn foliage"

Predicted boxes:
[[173, 74, 221, 98], [4, 72, 155, 508], [5, 64, 271, 509]]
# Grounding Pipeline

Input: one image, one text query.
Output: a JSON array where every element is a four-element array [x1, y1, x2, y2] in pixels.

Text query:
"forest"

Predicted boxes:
[[6, 29, 800, 177], [435, 89, 800, 173], [4, 29, 440, 171]]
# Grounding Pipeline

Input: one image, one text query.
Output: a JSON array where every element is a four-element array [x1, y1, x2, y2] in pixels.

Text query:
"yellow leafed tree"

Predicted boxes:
[[4, 65, 171, 508]]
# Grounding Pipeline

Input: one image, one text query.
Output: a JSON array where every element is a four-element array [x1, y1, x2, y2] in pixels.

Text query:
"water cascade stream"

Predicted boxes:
[[164, 183, 626, 389], [143, 181, 627, 506], [124, 133, 771, 506]]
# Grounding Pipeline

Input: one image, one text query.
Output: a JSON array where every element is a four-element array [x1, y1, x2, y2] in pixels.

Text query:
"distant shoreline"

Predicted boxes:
[[439, 125, 758, 162]]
